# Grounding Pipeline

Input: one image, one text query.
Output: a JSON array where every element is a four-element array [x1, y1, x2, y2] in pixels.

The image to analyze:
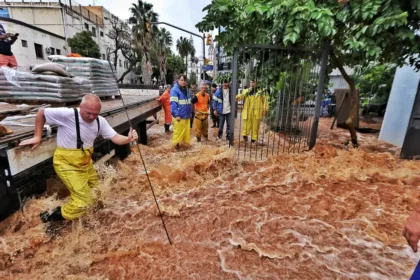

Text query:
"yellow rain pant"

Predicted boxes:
[[172, 118, 191, 145], [242, 118, 262, 141], [194, 112, 209, 138], [53, 147, 98, 220]]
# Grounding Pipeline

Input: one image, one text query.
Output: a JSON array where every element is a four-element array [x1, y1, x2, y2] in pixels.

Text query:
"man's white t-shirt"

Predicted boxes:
[[222, 88, 231, 114], [44, 108, 117, 149]]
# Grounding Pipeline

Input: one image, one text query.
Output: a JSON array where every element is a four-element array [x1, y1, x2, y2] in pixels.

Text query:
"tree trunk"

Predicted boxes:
[[141, 55, 152, 85], [185, 56, 188, 76], [331, 52, 358, 147], [117, 65, 134, 83], [159, 53, 166, 85], [117, 58, 137, 83], [113, 52, 118, 71]]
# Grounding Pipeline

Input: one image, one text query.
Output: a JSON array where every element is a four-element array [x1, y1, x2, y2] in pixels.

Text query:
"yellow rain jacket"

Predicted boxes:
[[237, 88, 269, 120], [54, 147, 99, 220], [237, 88, 269, 141]]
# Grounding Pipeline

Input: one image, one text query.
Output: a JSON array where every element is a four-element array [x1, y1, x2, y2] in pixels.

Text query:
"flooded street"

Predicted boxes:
[[1, 115, 419, 279]]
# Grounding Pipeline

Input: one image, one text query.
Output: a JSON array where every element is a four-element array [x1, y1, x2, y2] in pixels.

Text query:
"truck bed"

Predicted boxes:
[[0, 95, 156, 146]]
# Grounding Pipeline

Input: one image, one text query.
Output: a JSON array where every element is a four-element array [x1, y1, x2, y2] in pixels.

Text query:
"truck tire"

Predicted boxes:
[[0, 195, 19, 221]]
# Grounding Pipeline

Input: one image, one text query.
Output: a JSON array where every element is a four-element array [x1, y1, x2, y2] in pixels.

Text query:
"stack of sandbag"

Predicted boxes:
[[48, 55, 119, 97], [0, 66, 91, 103]]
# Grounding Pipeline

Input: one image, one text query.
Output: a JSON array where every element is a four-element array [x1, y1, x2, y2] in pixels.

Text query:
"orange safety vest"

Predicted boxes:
[[195, 92, 210, 114]]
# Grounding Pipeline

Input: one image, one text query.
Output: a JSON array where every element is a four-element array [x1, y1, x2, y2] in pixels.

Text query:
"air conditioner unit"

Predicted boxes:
[[45, 47, 51, 54]]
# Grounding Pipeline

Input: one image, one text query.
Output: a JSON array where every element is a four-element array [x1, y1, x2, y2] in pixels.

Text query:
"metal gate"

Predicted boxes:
[[401, 80, 420, 159], [228, 43, 330, 160]]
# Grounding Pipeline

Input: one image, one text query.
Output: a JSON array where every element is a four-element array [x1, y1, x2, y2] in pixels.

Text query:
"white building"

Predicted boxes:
[[329, 67, 353, 92], [0, 0, 139, 84]]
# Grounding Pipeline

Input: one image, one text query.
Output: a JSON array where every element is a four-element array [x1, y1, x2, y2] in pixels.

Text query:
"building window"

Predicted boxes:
[[84, 23, 89, 30], [91, 27, 96, 37], [0, 8, 10, 18], [21, 40, 28, 48], [34, 43, 44, 59], [102, 54, 105, 60], [56, 49, 61, 55], [119, 60, 122, 67], [100, 31, 104, 37], [50, 47, 55, 55]]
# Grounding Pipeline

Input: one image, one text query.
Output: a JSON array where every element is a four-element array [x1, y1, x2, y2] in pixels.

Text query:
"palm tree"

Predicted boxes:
[[129, 0, 159, 63], [176, 36, 195, 76], [156, 28, 173, 85]]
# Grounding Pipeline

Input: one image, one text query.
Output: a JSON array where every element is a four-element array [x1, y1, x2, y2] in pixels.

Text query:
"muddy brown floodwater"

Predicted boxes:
[[1, 115, 420, 280]]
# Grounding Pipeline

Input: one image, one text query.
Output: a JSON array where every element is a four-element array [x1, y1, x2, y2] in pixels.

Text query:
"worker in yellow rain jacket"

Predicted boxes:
[[236, 79, 268, 142], [20, 94, 138, 222], [191, 83, 210, 142]]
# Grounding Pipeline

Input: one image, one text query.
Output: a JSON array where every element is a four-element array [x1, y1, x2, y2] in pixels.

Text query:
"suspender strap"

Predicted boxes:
[[74, 108, 100, 151], [74, 108, 83, 149], [96, 117, 100, 137]]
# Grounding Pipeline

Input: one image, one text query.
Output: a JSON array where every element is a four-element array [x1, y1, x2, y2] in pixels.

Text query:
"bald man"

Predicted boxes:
[[20, 94, 138, 222]]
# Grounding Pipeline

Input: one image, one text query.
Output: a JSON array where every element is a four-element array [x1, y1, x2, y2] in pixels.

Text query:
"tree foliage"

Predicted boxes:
[[196, 0, 420, 145], [129, 0, 159, 62], [215, 72, 232, 84], [354, 64, 397, 106], [197, 0, 419, 68], [155, 28, 173, 84], [166, 53, 186, 84], [107, 16, 131, 68], [176, 36, 196, 75], [188, 72, 198, 86], [67, 31, 101, 59]]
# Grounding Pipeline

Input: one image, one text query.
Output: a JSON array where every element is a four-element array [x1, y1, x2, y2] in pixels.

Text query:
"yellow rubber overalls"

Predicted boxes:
[[54, 108, 100, 220]]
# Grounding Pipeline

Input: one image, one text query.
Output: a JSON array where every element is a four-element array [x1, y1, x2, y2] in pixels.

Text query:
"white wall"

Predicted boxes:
[[1, 21, 65, 68], [8, 6, 65, 37], [329, 75, 349, 91], [379, 63, 420, 147], [2, 4, 138, 84]]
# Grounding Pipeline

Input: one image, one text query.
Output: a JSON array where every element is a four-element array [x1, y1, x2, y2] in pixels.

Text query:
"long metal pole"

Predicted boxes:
[[107, 58, 172, 245], [309, 41, 331, 150], [229, 49, 239, 147]]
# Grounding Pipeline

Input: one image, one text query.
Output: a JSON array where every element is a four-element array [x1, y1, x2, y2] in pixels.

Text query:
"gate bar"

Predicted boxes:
[[309, 41, 331, 149], [229, 49, 239, 147], [241, 44, 322, 52]]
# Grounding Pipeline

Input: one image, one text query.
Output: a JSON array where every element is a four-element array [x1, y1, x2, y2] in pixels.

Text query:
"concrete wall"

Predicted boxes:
[[379, 64, 420, 147], [6, 5, 65, 37]]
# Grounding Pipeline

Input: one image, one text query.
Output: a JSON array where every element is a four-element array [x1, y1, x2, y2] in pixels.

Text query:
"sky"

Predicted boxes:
[[76, 0, 212, 57]]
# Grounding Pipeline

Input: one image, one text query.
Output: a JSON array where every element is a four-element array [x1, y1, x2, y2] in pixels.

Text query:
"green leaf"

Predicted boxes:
[[245, 5, 256, 14]]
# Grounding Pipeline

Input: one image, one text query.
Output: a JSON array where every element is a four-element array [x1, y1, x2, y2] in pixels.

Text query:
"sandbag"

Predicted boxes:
[[31, 63, 74, 77]]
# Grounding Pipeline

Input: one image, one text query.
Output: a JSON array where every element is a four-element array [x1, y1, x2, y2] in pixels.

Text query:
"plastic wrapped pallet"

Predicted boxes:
[[48, 55, 119, 98], [0, 67, 90, 103]]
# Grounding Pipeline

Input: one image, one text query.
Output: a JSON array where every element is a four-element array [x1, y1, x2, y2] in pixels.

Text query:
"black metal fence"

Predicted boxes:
[[118, 84, 160, 90], [229, 43, 330, 160]]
